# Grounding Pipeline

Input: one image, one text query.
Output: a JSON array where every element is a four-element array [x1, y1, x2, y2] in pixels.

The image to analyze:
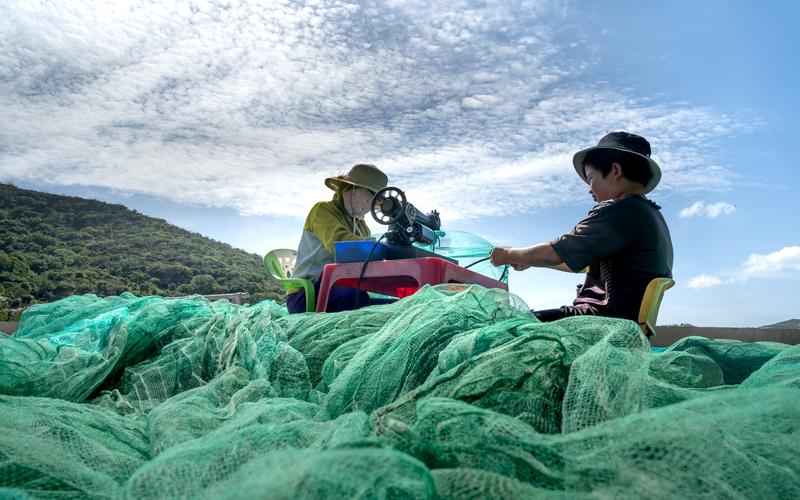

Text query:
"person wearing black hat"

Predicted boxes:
[[287, 163, 390, 314], [490, 132, 673, 322]]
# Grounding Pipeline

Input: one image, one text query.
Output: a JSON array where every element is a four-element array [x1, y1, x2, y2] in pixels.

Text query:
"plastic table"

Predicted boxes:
[[315, 256, 508, 313]]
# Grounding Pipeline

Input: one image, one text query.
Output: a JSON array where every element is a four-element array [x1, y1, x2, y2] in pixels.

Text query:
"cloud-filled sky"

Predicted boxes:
[[2, 0, 799, 326], [0, 0, 743, 217], [689, 246, 800, 288], [680, 201, 735, 219]]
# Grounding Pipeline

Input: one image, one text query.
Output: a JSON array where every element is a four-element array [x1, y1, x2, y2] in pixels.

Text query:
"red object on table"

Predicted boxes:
[[315, 256, 508, 313]]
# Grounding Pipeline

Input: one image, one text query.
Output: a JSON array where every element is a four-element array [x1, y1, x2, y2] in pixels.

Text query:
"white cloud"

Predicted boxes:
[[0, 0, 748, 219], [741, 246, 800, 277], [688, 274, 724, 289], [680, 201, 736, 218], [461, 94, 502, 109], [688, 246, 800, 289]]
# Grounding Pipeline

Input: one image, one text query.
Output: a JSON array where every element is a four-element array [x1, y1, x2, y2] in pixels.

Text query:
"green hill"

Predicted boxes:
[[0, 184, 283, 310]]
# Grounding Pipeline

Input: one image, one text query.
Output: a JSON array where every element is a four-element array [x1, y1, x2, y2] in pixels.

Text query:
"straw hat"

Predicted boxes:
[[325, 164, 388, 194]]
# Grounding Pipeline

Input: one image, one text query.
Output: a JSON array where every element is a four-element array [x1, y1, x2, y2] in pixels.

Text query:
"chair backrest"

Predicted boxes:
[[264, 249, 297, 281], [638, 277, 675, 338], [264, 248, 317, 313]]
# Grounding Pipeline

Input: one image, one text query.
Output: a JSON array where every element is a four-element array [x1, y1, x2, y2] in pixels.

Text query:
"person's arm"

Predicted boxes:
[[512, 262, 575, 272], [491, 200, 630, 273], [490, 243, 568, 269], [550, 262, 580, 272]]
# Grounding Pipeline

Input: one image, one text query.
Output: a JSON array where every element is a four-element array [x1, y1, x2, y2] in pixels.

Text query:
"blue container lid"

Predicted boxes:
[[334, 240, 388, 263]]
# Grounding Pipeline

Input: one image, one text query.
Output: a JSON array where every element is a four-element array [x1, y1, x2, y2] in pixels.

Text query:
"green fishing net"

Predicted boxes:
[[416, 230, 508, 283], [1, 286, 798, 499]]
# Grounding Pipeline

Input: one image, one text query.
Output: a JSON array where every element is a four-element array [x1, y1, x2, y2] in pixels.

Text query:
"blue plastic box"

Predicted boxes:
[[334, 240, 389, 263]]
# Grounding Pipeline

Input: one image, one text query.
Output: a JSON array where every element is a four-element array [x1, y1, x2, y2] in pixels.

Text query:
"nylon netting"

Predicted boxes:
[[1, 286, 798, 499]]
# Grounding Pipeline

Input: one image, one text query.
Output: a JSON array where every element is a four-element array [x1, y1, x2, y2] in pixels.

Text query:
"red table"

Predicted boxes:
[[315, 256, 508, 313]]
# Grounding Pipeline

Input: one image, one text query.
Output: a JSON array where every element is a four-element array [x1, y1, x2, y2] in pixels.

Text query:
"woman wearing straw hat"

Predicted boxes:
[[490, 132, 674, 322], [287, 164, 389, 314]]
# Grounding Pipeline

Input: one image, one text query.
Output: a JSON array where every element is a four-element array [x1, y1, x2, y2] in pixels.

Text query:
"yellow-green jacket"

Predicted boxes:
[[293, 191, 370, 283]]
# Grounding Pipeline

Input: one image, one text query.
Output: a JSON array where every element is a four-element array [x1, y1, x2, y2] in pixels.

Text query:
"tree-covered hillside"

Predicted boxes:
[[0, 184, 283, 309]]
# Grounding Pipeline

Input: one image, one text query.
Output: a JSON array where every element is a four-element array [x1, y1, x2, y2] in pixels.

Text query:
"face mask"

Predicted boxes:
[[344, 189, 370, 218]]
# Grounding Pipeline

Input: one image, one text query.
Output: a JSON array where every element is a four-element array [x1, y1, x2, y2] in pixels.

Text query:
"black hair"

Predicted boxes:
[[583, 149, 653, 187]]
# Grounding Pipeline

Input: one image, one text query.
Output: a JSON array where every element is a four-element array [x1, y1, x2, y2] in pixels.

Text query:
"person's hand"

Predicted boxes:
[[492, 246, 531, 271], [490, 247, 511, 266]]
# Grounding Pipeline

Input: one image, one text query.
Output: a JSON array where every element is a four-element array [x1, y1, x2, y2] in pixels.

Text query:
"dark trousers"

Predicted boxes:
[[533, 305, 604, 322], [287, 281, 374, 314], [533, 308, 571, 322]]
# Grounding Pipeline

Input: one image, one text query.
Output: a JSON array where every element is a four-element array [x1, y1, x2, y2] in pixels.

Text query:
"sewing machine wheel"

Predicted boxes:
[[371, 186, 406, 225]]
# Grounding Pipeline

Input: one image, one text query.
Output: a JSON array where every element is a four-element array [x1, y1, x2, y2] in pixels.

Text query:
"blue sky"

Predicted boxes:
[[1, 0, 798, 326]]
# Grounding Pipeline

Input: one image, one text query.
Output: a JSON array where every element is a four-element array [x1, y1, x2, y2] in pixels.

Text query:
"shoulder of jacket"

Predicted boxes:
[[310, 200, 334, 212], [310, 200, 346, 217], [306, 201, 343, 227]]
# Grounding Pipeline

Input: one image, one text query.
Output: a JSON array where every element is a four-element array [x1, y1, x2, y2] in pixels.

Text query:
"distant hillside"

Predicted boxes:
[[0, 183, 283, 309], [760, 319, 800, 329]]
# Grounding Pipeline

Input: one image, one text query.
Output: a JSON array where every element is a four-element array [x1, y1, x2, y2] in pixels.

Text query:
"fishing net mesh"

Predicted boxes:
[[1, 285, 798, 499]]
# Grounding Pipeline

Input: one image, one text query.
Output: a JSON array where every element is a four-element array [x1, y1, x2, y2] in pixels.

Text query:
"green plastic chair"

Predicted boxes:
[[264, 249, 316, 313], [638, 277, 675, 338]]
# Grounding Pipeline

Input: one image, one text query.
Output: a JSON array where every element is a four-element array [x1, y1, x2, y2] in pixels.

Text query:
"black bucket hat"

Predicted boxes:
[[572, 132, 661, 193]]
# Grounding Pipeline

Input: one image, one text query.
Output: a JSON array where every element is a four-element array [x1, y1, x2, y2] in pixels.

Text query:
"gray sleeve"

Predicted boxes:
[[551, 203, 632, 272]]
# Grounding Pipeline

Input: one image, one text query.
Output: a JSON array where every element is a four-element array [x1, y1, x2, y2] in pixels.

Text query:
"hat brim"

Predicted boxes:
[[324, 176, 380, 194], [572, 146, 661, 194]]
